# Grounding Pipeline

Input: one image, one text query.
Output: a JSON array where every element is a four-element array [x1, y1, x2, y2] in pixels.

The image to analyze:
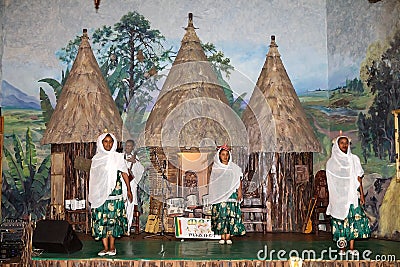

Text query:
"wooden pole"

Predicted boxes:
[[392, 109, 400, 183], [0, 112, 3, 221]]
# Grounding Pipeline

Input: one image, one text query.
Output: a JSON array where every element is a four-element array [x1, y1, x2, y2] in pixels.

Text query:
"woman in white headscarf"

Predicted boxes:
[[326, 136, 370, 256], [89, 133, 133, 256], [208, 145, 246, 245]]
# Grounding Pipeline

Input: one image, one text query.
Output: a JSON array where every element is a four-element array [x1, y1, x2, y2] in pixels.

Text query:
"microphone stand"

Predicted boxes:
[[144, 149, 173, 240]]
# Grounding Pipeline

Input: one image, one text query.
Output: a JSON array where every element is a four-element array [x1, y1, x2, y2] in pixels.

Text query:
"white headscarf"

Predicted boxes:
[[208, 148, 243, 205], [326, 136, 364, 220], [88, 133, 128, 209]]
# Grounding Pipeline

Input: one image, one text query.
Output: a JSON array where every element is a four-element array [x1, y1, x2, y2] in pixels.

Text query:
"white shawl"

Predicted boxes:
[[88, 133, 128, 209], [326, 136, 364, 220], [208, 149, 243, 205]]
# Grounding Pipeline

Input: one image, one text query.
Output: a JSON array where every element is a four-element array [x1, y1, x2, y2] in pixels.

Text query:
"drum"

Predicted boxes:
[[202, 194, 212, 215], [166, 197, 185, 216], [186, 194, 198, 208]]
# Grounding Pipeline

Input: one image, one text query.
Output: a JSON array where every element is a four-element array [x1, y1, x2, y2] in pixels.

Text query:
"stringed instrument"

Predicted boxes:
[[303, 197, 317, 234]]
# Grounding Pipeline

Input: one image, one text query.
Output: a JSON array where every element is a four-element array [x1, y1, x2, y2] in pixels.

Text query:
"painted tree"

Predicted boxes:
[[52, 12, 173, 125], [2, 128, 51, 220], [39, 69, 68, 125], [345, 78, 364, 95], [41, 12, 239, 133], [357, 112, 371, 163], [90, 12, 174, 115], [362, 28, 400, 162]]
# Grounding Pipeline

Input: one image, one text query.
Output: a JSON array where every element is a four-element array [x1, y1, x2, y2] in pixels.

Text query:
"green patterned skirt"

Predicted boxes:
[[331, 202, 370, 242], [91, 171, 128, 240], [211, 192, 246, 236]]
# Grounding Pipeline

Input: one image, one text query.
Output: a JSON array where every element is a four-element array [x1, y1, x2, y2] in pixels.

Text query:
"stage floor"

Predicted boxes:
[[32, 232, 399, 262]]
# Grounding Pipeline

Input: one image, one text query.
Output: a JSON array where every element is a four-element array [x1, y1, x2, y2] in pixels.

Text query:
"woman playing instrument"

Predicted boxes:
[[326, 136, 370, 256], [208, 145, 246, 244], [89, 133, 133, 256]]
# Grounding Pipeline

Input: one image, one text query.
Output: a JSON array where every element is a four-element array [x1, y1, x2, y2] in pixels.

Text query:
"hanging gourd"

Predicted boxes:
[[137, 49, 145, 62]]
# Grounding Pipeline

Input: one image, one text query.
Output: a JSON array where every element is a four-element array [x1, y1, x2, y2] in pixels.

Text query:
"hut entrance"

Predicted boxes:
[[178, 152, 209, 201], [148, 147, 214, 221]]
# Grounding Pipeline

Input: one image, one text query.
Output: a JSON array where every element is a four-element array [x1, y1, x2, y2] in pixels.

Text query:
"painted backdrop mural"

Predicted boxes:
[[0, 0, 399, 239]]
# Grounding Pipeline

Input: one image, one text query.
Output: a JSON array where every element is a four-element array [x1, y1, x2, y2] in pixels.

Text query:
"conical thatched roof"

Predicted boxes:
[[41, 29, 123, 144], [140, 14, 246, 149], [243, 36, 321, 153]]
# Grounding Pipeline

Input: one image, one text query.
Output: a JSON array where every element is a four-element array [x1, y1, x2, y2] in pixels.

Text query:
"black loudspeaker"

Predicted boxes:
[[33, 220, 83, 253]]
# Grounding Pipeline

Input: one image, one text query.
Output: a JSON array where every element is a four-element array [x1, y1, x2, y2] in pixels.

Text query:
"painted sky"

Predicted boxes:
[[1, 0, 326, 100], [1, 0, 398, 101]]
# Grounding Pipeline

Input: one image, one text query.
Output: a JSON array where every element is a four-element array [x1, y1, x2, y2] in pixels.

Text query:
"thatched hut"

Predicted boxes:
[[140, 14, 247, 207], [242, 36, 321, 232], [41, 29, 123, 229]]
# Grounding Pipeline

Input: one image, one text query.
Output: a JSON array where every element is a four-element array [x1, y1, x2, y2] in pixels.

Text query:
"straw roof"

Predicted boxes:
[[140, 14, 246, 149], [41, 29, 123, 144], [242, 36, 321, 153]]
